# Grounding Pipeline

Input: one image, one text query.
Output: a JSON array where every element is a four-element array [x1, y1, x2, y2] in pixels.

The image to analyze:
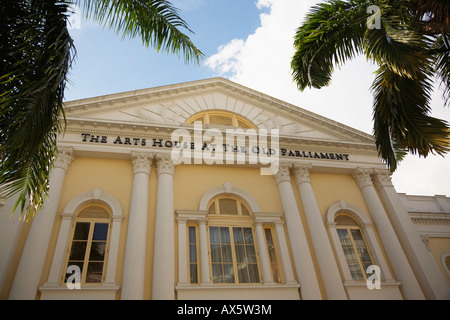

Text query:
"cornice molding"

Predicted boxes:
[[409, 213, 450, 225], [62, 117, 378, 156]]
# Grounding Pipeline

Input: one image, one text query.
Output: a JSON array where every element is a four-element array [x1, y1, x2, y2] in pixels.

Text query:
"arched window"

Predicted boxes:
[[335, 214, 375, 281], [326, 200, 397, 285], [442, 253, 450, 279], [40, 189, 122, 299], [185, 111, 256, 129], [63, 205, 111, 285], [206, 196, 259, 284]]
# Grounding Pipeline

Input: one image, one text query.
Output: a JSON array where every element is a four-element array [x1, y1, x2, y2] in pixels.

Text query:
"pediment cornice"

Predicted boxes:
[[63, 77, 375, 146]]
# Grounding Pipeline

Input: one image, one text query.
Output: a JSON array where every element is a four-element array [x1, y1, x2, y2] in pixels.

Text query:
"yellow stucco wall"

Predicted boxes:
[[26, 158, 439, 300], [174, 164, 282, 212], [428, 237, 450, 287]]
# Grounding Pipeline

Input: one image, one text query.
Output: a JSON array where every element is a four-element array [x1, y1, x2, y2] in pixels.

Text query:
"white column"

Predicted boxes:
[[103, 214, 124, 286], [373, 169, 450, 300], [198, 219, 211, 285], [273, 222, 297, 285], [254, 221, 275, 284], [42, 213, 73, 286], [152, 153, 176, 300], [273, 164, 322, 299], [9, 147, 73, 300], [293, 164, 347, 300], [353, 168, 425, 300], [121, 152, 153, 300]]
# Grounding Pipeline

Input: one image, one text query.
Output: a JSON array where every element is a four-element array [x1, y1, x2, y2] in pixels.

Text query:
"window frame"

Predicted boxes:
[[207, 196, 251, 217], [62, 205, 112, 286], [206, 196, 262, 285], [335, 214, 375, 282], [441, 252, 450, 279], [187, 223, 200, 284], [263, 225, 283, 284], [326, 200, 397, 285], [207, 225, 262, 285]]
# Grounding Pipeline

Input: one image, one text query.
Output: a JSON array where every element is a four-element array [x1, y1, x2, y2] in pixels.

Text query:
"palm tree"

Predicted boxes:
[[0, 0, 204, 221], [291, 0, 450, 172]]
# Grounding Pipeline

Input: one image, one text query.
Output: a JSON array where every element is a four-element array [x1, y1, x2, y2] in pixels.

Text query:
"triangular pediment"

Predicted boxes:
[[64, 78, 374, 145]]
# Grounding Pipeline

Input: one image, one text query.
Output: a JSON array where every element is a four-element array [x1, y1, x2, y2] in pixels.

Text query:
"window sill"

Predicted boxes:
[[176, 282, 300, 300], [39, 283, 120, 300], [343, 280, 401, 287], [177, 282, 299, 289]]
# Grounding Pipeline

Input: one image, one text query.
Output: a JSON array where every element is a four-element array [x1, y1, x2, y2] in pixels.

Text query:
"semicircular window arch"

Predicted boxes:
[[207, 196, 251, 216], [185, 111, 257, 129]]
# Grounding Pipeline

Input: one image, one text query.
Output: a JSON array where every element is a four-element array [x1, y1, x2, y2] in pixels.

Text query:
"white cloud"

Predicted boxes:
[[205, 0, 450, 196], [205, 39, 245, 77]]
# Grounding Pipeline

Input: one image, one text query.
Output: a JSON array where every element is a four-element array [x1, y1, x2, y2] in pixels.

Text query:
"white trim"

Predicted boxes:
[[326, 200, 372, 227], [62, 188, 123, 218], [198, 182, 260, 212]]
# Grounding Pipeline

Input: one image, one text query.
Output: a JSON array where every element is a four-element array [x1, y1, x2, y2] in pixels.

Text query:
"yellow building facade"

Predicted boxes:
[[1, 78, 449, 300]]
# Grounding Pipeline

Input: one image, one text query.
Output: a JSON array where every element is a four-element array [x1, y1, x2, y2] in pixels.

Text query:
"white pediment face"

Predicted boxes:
[[64, 78, 373, 144]]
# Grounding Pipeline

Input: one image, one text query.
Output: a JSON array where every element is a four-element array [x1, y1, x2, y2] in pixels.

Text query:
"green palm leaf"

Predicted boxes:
[[75, 0, 204, 64], [372, 64, 450, 171], [291, 0, 367, 90], [1, 0, 203, 220], [291, 0, 450, 171], [433, 35, 450, 106], [1, 0, 74, 221]]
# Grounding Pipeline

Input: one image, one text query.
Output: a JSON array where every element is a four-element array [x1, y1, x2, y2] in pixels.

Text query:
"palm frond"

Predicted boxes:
[[433, 35, 450, 106], [408, 0, 450, 35], [0, 0, 75, 220], [291, 0, 371, 90], [372, 63, 450, 170], [364, 2, 435, 80], [75, 0, 204, 64]]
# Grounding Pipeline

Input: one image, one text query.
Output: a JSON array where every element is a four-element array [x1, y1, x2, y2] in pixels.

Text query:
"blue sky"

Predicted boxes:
[[65, 0, 450, 197], [65, 0, 265, 101]]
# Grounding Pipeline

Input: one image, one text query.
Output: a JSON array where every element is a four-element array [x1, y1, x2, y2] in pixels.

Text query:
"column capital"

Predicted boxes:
[[53, 147, 74, 172], [372, 169, 394, 188], [155, 153, 175, 176], [292, 163, 312, 185], [352, 168, 374, 189], [273, 163, 291, 185], [131, 152, 154, 175]]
